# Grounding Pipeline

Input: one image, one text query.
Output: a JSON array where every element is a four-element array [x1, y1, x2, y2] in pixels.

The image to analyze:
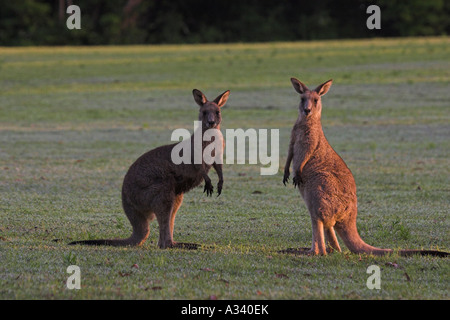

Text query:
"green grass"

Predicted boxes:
[[0, 37, 449, 299]]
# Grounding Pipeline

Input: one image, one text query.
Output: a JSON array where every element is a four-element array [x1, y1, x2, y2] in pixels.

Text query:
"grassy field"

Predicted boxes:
[[0, 37, 449, 300]]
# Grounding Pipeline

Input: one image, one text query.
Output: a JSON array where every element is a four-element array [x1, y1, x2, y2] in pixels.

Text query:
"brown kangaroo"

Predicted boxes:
[[282, 77, 448, 257], [69, 89, 230, 249]]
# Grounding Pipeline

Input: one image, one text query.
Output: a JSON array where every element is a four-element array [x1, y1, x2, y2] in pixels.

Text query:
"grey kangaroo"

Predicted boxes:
[[283, 77, 447, 257], [70, 89, 230, 249]]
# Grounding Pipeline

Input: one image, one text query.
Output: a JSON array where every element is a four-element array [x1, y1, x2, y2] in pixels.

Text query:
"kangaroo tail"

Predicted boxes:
[[68, 223, 150, 247], [398, 250, 449, 257], [335, 222, 392, 256], [69, 206, 151, 247], [335, 222, 448, 257]]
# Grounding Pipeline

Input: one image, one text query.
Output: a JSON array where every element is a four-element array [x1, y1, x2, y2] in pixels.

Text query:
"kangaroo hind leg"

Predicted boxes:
[[169, 193, 183, 242], [310, 219, 327, 255], [325, 226, 341, 253], [169, 193, 200, 250], [122, 202, 151, 246], [155, 193, 176, 249]]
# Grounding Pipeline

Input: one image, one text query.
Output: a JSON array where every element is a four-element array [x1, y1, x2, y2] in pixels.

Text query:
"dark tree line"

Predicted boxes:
[[1, 0, 448, 46]]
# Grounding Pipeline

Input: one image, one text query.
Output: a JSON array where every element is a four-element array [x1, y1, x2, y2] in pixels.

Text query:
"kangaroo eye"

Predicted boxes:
[[301, 97, 306, 102], [216, 111, 220, 116], [314, 98, 318, 103], [203, 111, 207, 116]]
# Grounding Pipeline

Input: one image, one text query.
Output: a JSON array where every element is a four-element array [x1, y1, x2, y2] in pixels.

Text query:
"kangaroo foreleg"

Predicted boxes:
[[283, 139, 294, 185], [213, 163, 223, 196], [202, 171, 214, 196]]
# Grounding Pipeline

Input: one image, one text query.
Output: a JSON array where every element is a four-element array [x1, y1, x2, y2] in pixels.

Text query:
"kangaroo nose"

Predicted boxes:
[[208, 121, 215, 126]]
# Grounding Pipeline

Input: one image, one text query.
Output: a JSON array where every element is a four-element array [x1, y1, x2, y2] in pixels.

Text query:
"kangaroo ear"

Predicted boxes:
[[213, 90, 230, 108], [290, 78, 309, 94], [314, 79, 333, 96], [193, 89, 208, 107]]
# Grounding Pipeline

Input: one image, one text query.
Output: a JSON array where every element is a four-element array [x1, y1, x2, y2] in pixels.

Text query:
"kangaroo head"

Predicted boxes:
[[290, 78, 332, 121], [193, 89, 230, 129]]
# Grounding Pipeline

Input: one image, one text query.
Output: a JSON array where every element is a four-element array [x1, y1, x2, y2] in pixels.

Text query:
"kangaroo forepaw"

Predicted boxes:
[[217, 181, 223, 196], [293, 175, 302, 188], [203, 182, 213, 197], [283, 174, 289, 186]]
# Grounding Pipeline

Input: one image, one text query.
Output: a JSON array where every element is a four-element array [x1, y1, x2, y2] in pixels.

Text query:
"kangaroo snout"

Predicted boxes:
[[206, 112, 219, 128], [207, 120, 216, 127]]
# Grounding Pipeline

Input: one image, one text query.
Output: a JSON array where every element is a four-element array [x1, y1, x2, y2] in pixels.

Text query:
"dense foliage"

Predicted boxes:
[[1, 0, 449, 46]]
